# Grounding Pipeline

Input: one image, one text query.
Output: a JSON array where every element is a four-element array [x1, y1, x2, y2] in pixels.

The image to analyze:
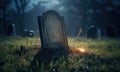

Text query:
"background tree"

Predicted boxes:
[[14, 0, 30, 35], [59, 0, 120, 37], [0, 0, 12, 35]]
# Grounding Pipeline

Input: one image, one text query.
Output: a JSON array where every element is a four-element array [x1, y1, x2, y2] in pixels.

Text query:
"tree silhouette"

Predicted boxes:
[[0, 0, 12, 35], [14, 0, 30, 35], [60, 0, 120, 37]]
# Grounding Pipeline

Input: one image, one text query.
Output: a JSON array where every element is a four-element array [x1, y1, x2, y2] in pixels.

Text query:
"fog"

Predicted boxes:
[[0, 0, 120, 37]]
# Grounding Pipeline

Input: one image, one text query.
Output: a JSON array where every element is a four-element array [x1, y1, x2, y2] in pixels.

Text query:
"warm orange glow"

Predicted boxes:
[[77, 48, 86, 53], [70, 46, 87, 54]]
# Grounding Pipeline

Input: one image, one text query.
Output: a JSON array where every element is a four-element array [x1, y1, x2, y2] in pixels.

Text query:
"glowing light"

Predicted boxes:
[[70, 47, 87, 54], [77, 48, 86, 53]]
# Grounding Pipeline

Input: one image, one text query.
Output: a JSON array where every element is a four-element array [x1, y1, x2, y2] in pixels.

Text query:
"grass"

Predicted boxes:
[[68, 38, 120, 58], [0, 36, 120, 72]]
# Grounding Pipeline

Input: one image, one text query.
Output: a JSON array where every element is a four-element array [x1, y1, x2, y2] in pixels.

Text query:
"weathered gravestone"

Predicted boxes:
[[87, 25, 99, 39], [32, 10, 69, 68], [31, 10, 69, 72], [38, 10, 68, 50]]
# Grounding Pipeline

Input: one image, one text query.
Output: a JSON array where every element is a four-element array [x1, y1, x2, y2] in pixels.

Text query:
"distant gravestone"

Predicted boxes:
[[87, 25, 98, 39], [12, 24, 16, 36], [38, 10, 68, 50], [23, 29, 35, 37], [97, 28, 101, 39], [106, 26, 115, 37], [7, 24, 16, 36]]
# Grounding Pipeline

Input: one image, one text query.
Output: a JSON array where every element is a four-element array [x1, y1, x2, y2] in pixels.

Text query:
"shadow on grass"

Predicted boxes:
[[30, 47, 70, 72]]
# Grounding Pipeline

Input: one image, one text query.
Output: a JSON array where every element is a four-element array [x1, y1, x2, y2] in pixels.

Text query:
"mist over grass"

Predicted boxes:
[[0, 37, 120, 72]]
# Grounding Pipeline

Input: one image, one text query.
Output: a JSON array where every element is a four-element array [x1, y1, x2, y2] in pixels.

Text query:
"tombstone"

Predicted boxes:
[[28, 30, 35, 37], [31, 11, 69, 69], [87, 25, 98, 39], [97, 28, 102, 39], [7, 24, 16, 36], [38, 10, 68, 50], [106, 26, 115, 37], [23, 29, 28, 37], [23, 29, 35, 37], [12, 24, 16, 36], [30, 10, 69, 72]]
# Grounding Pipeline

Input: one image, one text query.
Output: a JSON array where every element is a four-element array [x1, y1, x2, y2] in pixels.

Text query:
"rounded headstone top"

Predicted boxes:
[[42, 10, 60, 16]]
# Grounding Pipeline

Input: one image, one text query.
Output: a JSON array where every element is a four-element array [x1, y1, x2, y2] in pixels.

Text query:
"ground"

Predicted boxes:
[[0, 36, 120, 72]]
